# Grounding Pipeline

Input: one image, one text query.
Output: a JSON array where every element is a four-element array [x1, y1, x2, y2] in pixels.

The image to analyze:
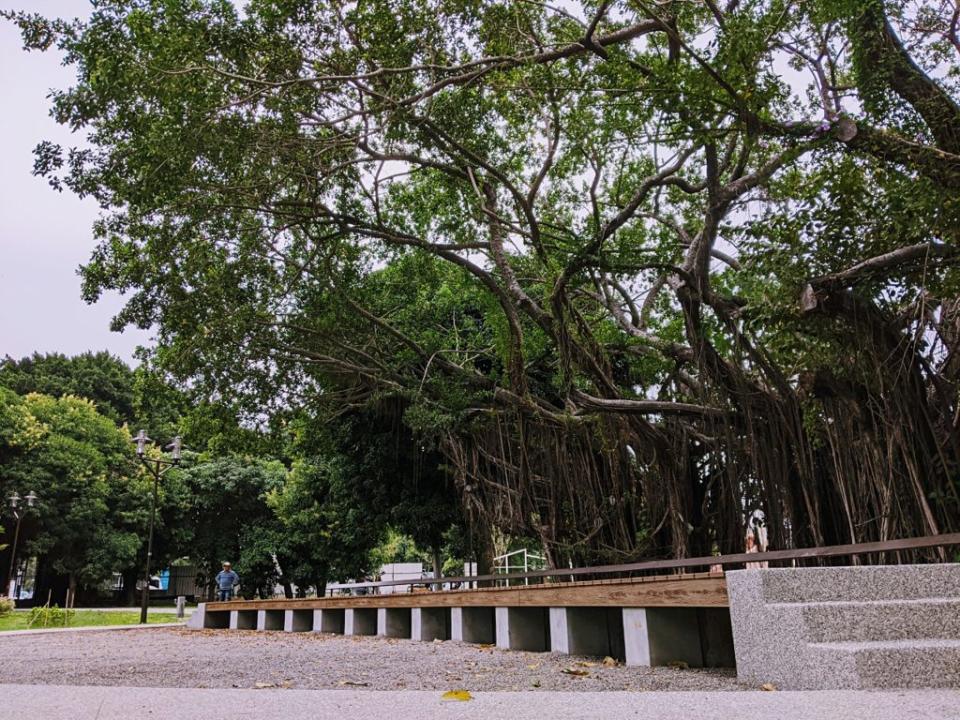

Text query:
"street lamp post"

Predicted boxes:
[[133, 430, 182, 624], [6, 491, 38, 600]]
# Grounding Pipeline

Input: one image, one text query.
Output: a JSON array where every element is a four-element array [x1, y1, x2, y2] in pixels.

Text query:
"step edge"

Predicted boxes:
[[767, 597, 960, 609]]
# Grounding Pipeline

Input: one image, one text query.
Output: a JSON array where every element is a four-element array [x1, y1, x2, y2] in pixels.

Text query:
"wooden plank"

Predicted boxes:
[[206, 576, 727, 612]]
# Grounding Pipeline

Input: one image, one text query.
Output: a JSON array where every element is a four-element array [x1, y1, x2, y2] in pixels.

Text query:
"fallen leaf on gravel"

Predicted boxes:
[[476, 643, 495, 650], [338, 680, 370, 687], [575, 661, 598, 668], [253, 682, 276, 689], [280, 680, 294, 689], [761, 683, 777, 692], [532, 680, 541, 688], [432, 638, 444, 643], [602, 656, 618, 667], [561, 668, 590, 677], [441, 690, 473, 702], [667, 660, 689, 670], [526, 663, 541, 670]]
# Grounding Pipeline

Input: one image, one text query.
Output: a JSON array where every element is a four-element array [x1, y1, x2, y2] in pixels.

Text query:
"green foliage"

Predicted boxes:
[[370, 529, 429, 568], [0, 352, 136, 426], [27, 604, 74, 628], [0, 392, 145, 588], [5, 0, 959, 562], [0, 598, 14, 617], [176, 455, 287, 597]]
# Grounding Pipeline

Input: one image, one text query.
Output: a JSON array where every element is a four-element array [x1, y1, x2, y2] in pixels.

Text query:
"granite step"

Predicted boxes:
[[758, 564, 960, 604], [810, 638, 960, 689], [769, 598, 960, 643]]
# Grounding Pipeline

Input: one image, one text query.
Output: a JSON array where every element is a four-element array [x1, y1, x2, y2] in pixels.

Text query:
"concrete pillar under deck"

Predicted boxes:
[[313, 608, 345, 634], [257, 609, 285, 631], [230, 610, 257, 630], [451, 607, 495, 644], [411, 607, 450, 641], [622, 607, 704, 667], [549, 607, 625, 660], [377, 608, 412, 638], [345, 608, 378, 636], [284, 609, 313, 632], [495, 607, 549, 652]]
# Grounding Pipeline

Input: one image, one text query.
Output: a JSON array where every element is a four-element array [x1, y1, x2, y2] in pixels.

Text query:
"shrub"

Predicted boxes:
[[0, 598, 14, 617], [27, 605, 74, 628]]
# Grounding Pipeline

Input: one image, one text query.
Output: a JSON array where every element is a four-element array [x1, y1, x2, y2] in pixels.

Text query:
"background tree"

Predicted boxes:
[[0, 352, 136, 427], [0, 393, 145, 603], [177, 455, 287, 599], [5, 0, 958, 566]]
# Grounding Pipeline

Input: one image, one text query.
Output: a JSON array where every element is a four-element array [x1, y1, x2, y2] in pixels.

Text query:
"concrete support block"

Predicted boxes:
[[377, 607, 412, 638], [411, 607, 450, 641], [345, 608, 377, 636], [257, 609, 284, 631], [186, 603, 206, 629], [284, 609, 313, 632], [622, 607, 703, 667], [451, 607, 495, 644], [550, 607, 624, 659], [549, 608, 569, 654], [495, 606, 549, 652], [314, 608, 345, 634], [230, 610, 257, 630], [451, 608, 463, 641]]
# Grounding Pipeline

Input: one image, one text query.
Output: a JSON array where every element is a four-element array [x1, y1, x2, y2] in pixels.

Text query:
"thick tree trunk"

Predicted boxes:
[[121, 567, 139, 606], [431, 546, 443, 590]]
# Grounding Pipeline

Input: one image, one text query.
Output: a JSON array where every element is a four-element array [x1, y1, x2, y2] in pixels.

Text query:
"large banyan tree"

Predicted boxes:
[[8, 0, 960, 563]]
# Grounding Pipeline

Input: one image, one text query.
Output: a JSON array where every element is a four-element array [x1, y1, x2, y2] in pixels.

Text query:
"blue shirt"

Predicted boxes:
[[216, 570, 239, 590]]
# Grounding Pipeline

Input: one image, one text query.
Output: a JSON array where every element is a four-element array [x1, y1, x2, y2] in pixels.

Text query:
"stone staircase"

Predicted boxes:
[[726, 564, 960, 689]]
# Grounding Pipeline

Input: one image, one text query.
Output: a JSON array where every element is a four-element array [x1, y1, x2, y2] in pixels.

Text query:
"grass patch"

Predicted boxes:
[[0, 610, 188, 631]]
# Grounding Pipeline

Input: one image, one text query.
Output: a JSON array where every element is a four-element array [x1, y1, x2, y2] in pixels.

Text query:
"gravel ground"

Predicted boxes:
[[0, 627, 752, 692]]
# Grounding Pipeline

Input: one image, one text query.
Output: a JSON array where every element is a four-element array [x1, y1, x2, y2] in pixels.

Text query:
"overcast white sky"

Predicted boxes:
[[0, 0, 151, 365]]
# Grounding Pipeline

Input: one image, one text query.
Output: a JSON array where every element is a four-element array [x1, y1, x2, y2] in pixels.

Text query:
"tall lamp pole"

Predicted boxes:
[[6, 491, 38, 600], [133, 430, 182, 624]]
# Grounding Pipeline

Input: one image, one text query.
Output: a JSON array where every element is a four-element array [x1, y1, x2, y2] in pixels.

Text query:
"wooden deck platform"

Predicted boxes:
[[206, 572, 727, 612]]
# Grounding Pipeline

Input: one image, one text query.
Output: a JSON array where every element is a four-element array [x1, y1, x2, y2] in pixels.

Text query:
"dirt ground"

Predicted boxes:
[[0, 627, 754, 692]]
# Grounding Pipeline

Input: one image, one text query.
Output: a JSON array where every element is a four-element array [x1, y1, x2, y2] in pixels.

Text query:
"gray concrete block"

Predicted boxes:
[[451, 607, 495, 644], [495, 607, 548, 652], [284, 609, 313, 632], [257, 610, 284, 631], [550, 607, 624, 659], [377, 608, 411, 638], [314, 608, 344, 634], [757, 565, 960, 604], [411, 607, 449, 641], [623, 607, 723, 668], [789, 598, 960, 643], [727, 565, 960, 689], [186, 603, 205, 629], [345, 608, 377, 636], [230, 610, 257, 630], [813, 639, 960, 689]]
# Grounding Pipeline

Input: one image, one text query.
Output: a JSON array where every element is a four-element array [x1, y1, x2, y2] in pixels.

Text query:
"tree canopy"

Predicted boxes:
[[0, 352, 137, 426], [6, 0, 959, 563], [0, 391, 145, 592]]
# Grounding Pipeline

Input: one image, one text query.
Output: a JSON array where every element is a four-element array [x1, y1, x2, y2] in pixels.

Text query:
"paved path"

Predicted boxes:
[[0, 622, 183, 637], [2, 685, 958, 720]]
